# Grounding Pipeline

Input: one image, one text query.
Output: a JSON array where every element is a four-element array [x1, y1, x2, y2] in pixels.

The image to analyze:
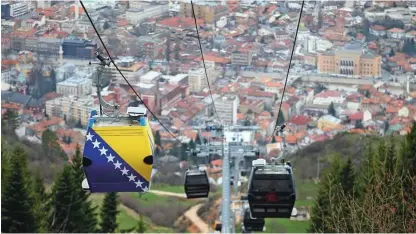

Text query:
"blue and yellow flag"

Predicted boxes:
[[82, 125, 154, 193]]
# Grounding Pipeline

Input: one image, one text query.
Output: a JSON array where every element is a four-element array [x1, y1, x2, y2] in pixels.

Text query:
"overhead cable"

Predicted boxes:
[[80, 0, 182, 144], [269, 0, 305, 144]]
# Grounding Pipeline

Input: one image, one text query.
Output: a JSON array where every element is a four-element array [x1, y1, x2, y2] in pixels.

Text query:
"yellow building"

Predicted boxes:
[[180, 1, 228, 24], [317, 42, 382, 77]]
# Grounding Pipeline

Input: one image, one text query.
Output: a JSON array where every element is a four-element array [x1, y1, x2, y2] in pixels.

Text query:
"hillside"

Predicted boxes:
[[289, 132, 404, 181]]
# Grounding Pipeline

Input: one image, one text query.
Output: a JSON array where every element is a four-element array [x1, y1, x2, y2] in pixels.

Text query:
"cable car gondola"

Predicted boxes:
[[184, 168, 210, 199], [82, 53, 154, 193], [242, 208, 265, 233], [247, 159, 296, 218]]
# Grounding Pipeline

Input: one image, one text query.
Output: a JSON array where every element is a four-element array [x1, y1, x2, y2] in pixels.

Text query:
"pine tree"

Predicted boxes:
[[271, 136, 277, 143], [340, 157, 355, 197], [338, 157, 356, 232], [277, 109, 285, 126], [32, 173, 50, 232], [71, 146, 98, 232], [309, 154, 342, 233], [328, 102, 336, 117], [2, 146, 39, 233], [155, 130, 162, 147], [49, 165, 84, 233], [100, 192, 119, 233], [195, 134, 202, 145], [137, 214, 146, 233]]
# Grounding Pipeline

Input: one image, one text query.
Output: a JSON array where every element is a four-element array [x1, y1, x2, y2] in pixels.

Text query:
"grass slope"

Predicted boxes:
[[90, 194, 173, 233]]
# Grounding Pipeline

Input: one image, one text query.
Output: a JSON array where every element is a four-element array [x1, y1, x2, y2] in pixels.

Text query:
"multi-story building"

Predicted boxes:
[[26, 37, 61, 56], [232, 50, 253, 66], [304, 35, 333, 54], [9, 2, 29, 18], [180, 1, 228, 24], [215, 95, 239, 125], [102, 57, 147, 83], [45, 96, 95, 126], [188, 61, 217, 92], [317, 42, 382, 77], [56, 77, 92, 97], [61, 36, 97, 60]]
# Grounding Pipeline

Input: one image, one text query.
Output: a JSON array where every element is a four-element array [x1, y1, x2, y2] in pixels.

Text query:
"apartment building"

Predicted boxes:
[[232, 51, 253, 66], [102, 57, 147, 83], [317, 42, 382, 77], [56, 77, 92, 97], [45, 96, 95, 126], [215, 95, 239, 125], [188, 61, 217, 92]]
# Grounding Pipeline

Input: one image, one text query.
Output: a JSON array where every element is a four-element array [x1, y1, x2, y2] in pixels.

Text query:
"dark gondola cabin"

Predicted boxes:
[[247, 159, 296, 218], [184, 169, 210, 199], [242, 208, 265, 232]]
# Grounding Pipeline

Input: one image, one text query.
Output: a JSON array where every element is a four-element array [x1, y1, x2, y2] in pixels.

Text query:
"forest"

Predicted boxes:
[[309, 122, 416, 233], [2, 106, 415, 233]]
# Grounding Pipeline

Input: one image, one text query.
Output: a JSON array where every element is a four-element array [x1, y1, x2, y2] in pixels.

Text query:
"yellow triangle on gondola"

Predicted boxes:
[[93, 125, 153, 182]]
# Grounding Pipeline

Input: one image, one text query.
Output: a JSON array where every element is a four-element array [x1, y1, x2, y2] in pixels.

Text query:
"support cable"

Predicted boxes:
[[190, 0, 222, 125], [268, 0, 305, 144], [80, 0, 181, 144]]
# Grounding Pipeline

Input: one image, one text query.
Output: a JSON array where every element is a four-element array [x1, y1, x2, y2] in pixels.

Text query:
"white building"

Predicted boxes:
[[215, 95, 239, 125], [45, 96, 95, 126], [188, 61, 217, 92], [102, 57, 147, 83], [140, 70, 162, 84], [304, 36, 333, 54], [10, 2, 29, 17], [56, 77, 92, 97]]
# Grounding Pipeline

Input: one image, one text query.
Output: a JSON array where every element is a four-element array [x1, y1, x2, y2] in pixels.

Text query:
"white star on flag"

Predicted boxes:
[[121, 167, 129, 175], [106, 154, 115, 162], [99, 146, 108, 156], [142, 186, 149, 192], [128, 173, 136, 181], [86, 132, 94, 141], [92, 139, 101, 148], [135, 179, 144, 188], [114, 160, 122, 169]]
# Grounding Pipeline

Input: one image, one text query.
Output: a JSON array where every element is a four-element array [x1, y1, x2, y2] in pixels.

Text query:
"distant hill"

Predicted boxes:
[[289, 132, 404, 181]]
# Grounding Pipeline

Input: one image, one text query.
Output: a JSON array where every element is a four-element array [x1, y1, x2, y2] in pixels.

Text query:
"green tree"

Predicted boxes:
[[71, 146, 98, 232], [2, 146, 38, 233], [189, 139, 196, 150], [309, 154, 342, 233], [100, 192, 119, 233], [328, 102, 336, 117], [195, 133, 202, 145], [48, 165, 84, 233], [174, 37, 181, 60], [155, 130, 162, 147], [338, 157, 356, 232], [271, 136, 277, 143], [137, 214, 146, 233], [277, 109, 285, 126], [32, 173, 50, 232], [41, 129, 61, 159], [2, 109, 18, 134]]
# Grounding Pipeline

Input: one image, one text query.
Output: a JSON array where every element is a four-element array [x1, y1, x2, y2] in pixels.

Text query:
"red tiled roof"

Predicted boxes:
[[158, 16, 204, 29], [289, 115, 312, 125]]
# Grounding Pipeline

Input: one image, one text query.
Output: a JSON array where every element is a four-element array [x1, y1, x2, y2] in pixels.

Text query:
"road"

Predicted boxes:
[[149, 190, 210, 233]]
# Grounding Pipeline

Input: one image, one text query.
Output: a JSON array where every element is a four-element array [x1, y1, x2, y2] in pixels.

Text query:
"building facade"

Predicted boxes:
[[45, 96, 95, 126], [317, 43, 382, 77], [56, 77, 92, 97], [180, 2, 227, 24], [61, 37, 97, 59], [215, 95, 239, 125]]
